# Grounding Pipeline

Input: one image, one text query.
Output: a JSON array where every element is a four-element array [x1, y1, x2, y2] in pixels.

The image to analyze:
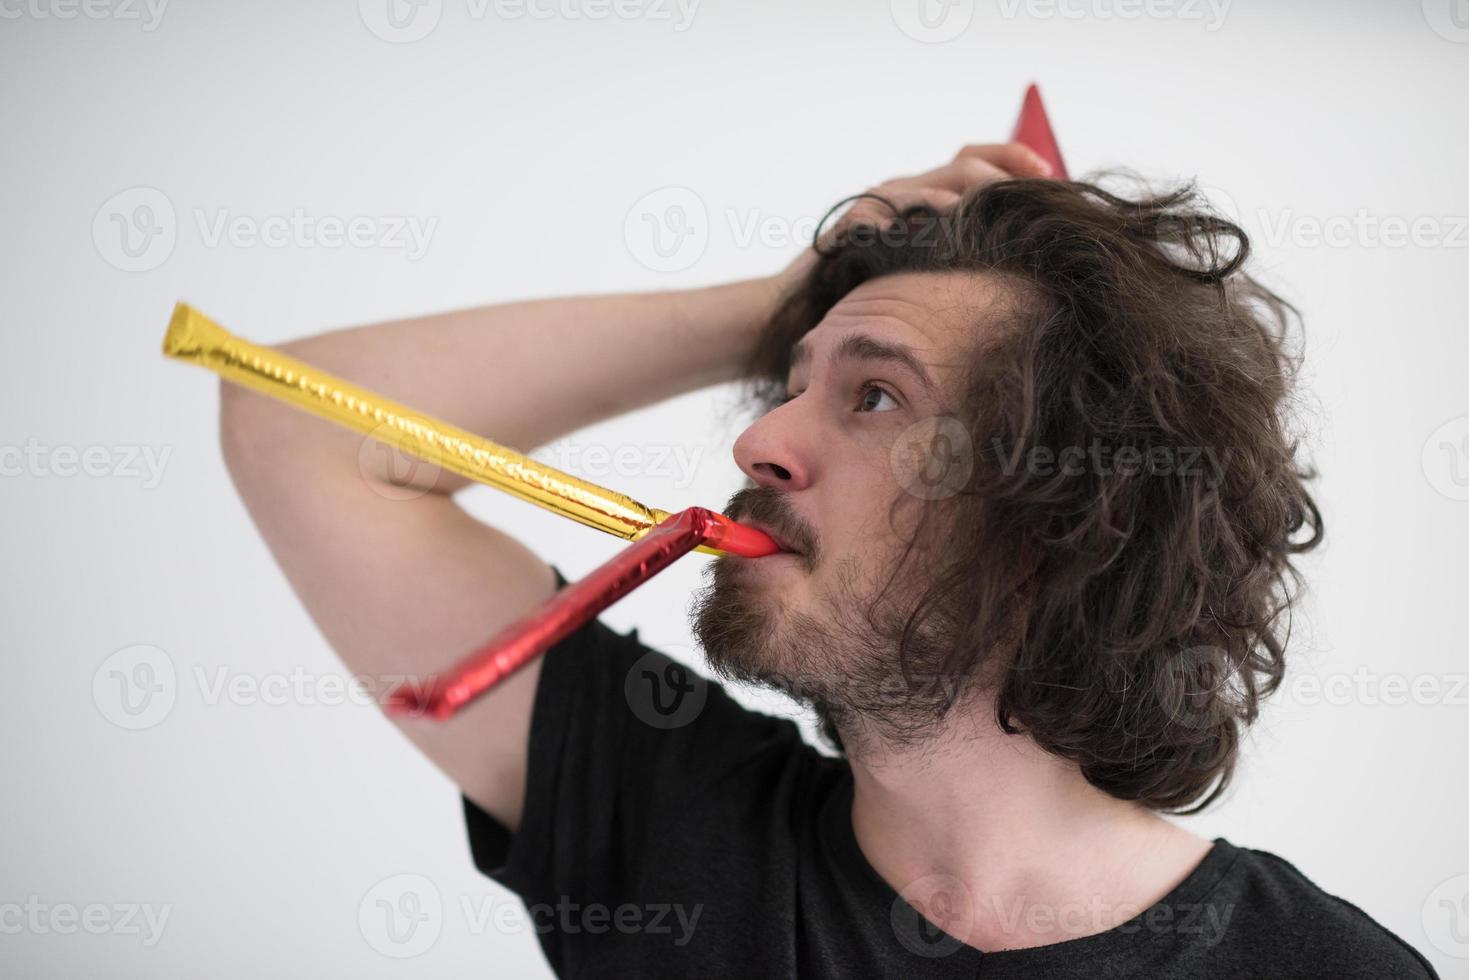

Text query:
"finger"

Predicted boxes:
[[915, 188, 962, 211], [955, 141, 1053, 178], [911, 156, 1011, 195], [822, 186, 961, 246]]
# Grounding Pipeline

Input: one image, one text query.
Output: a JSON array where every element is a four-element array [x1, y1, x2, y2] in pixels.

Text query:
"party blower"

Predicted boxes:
[[162, 85, 1066, 721], [159, 304, 779, 718]]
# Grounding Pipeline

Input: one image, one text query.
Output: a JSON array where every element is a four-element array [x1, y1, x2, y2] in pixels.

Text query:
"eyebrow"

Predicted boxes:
[[789, 332, 938, 397]]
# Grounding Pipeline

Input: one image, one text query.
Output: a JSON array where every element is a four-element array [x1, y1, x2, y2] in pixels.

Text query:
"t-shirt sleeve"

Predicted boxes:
[[461, 564, 808, 909]]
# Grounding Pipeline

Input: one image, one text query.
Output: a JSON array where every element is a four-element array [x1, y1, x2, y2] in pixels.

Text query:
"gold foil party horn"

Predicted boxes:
[[161, 302, 768, 557]]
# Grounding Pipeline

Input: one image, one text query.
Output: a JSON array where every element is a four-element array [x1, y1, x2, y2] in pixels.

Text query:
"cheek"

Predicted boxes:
[[885, 413, 975, 504], [805, 435, 917, 581], [816, 479, 902, 573]]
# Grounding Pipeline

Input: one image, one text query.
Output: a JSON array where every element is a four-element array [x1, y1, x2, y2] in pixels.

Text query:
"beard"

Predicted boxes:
[[689, 488, 962, 754]]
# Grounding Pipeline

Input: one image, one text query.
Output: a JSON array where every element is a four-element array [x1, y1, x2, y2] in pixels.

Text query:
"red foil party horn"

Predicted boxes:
[[385, 507, 764, 720], [1012, 83, 1069, 180]]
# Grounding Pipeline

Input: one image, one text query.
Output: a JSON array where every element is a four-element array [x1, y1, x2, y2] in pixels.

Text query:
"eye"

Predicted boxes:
[[857, 383, 900, 413]]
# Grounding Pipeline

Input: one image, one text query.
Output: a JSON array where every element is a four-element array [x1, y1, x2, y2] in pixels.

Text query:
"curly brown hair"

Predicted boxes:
[[738, 177, 1323, 813]]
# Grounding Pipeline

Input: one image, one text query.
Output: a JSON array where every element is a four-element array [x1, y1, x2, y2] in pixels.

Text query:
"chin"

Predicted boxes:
[[694, 557, 847, 709], [693, 557, 798, 680], [693, 553, 961, 750]]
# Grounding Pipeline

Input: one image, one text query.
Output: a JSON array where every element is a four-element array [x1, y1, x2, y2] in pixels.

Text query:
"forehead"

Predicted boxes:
[[791, 270, 1010, 379]]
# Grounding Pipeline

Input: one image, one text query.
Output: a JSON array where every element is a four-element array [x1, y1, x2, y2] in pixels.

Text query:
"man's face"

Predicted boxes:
[[692, 270, 1009, 742]]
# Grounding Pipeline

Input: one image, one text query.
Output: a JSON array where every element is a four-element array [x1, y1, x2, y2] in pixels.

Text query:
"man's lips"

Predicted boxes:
[[735, 518, 803, 556]]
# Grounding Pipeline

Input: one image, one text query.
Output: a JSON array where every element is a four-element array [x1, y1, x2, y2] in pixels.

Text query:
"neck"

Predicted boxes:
[[844, 709, 1213, 953]]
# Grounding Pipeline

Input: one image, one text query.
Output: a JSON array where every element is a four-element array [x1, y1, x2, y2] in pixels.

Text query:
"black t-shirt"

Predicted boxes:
[[462, 567, 1438, 979]]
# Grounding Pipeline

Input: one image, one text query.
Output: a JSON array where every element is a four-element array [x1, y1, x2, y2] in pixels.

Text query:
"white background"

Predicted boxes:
[[2, 0, 1467, 976]]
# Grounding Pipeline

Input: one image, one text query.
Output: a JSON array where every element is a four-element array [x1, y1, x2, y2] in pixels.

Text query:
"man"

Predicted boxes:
[[220, 143, 1437, 977]]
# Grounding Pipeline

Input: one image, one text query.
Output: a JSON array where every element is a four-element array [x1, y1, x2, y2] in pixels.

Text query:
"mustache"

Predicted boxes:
[[723, 486, 819, 562]]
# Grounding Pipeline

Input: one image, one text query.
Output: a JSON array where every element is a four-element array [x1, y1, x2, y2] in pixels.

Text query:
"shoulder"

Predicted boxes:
[[1214, 841, 1439, 979]]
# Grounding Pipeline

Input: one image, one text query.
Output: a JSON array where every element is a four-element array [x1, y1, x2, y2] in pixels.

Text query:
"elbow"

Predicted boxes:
[[218, 378, 256, 464], [218, 379, 287, 477]]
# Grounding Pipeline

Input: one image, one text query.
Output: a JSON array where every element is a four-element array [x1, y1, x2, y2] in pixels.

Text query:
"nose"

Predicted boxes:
[[733, 404, 814, 492]]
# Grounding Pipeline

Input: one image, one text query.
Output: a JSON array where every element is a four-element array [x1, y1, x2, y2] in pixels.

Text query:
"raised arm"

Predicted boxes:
[[217, 278, 786, 830]]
